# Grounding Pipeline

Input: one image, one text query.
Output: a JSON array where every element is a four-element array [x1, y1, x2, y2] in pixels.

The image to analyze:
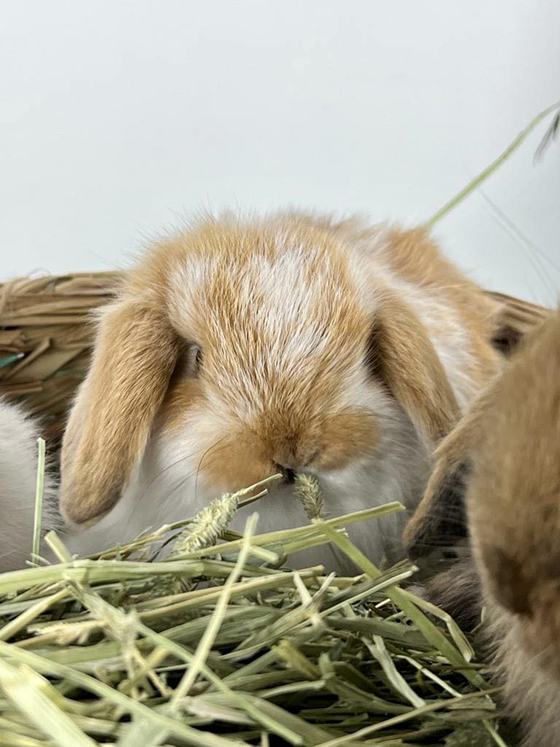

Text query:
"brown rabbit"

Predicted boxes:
[[57, 212, 501, 571], [406, 309, 560, 746]]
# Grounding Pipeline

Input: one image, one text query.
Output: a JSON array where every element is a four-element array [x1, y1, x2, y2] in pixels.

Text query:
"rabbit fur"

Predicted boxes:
[[407, 309, 560, 746]]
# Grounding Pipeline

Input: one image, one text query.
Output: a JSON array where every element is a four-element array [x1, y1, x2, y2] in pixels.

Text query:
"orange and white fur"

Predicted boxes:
[[1, 213, 500, 572], [407, 310, 560, 746]]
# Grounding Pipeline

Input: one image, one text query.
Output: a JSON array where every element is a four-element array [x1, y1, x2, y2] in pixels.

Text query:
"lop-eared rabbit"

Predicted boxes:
[[1, 212, 500, 572]]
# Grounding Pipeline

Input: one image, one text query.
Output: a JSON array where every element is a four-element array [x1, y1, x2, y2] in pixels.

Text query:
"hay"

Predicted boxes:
[[0, 477, 505, 747]]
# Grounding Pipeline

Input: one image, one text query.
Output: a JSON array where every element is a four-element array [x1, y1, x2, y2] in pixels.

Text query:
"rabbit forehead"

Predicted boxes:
[[162, 223, 374, 416], [168, 225, 372, 358]]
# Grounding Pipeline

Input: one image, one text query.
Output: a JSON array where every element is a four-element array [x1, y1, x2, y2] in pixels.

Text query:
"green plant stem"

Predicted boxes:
[[425, 101, 560, 229]]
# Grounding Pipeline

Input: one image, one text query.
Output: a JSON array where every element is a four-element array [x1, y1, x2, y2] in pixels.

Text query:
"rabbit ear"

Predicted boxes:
[[403, 378, 497, 558], [60, 302, 181, 525], [368, 291, 460, 444], [404, 451, 470, 560], [368, 292, 465, 559]]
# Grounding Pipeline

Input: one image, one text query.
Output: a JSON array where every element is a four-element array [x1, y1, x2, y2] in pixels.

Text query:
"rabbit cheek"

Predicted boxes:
[[313, 412, 379, 471], [160, 379, 205, 432]]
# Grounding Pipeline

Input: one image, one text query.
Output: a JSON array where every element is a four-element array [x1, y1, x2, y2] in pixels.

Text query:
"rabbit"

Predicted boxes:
[[406, 308, 560, 746], [0, 399, 58, 570], [53, 211, 501, 574]]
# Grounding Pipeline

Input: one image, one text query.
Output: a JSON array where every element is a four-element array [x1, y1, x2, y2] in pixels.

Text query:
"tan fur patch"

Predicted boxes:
[[368, 286, 461, 442], [382, 227, 502, 390], [60, 303, 182, 524]]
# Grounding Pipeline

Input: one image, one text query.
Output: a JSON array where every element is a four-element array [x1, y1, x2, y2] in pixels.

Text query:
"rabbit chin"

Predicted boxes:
[[61, 400, 430, 574]]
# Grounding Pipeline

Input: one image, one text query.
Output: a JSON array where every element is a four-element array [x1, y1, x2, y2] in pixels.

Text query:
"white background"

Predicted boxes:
[[1, 0, 559, 305]]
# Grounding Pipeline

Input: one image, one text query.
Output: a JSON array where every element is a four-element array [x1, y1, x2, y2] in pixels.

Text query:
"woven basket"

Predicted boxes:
[[0, 273, 119, 444], [0, 273, 552, 446]]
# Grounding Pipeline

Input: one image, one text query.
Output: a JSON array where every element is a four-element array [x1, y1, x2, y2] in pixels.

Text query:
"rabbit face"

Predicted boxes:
[[159, 227, 383, 494]]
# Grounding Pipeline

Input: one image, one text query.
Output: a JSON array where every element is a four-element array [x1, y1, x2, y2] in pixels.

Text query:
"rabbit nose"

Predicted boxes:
[[275, 464, 296, 485]]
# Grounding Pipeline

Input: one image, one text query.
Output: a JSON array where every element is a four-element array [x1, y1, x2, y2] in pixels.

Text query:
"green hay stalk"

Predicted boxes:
[[31, 438, 46, 565], [425, 101, 560, 229]]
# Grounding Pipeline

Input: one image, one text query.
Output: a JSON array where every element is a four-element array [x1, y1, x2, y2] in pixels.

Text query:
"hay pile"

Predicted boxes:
[[0, 482, 504, 747], [0, 272, 551, 746]]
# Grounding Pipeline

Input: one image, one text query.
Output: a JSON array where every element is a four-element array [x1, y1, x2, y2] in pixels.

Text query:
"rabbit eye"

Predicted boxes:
[[177, 343, 203, 378]]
